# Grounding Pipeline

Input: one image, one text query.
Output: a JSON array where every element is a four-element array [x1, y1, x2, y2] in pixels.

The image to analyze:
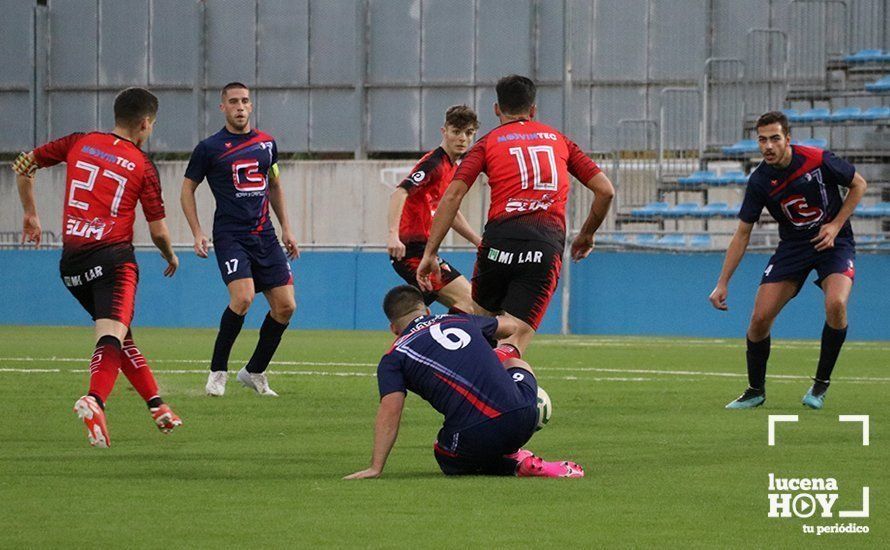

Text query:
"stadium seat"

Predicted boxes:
[[716, 170, 748, 185], [656, 234, 686, 247], [726, 202, 742, 216], [827, 106, 861, 122], [631, 201, 670, 218], [797, 107, 830, 122], [677, 170, 717, 185], [721, 139, 759, 155], [699, 202, 730, 218], [853, 106, 890, 120], [782, 108, 801, 121], [600, 233, 629, 244], [689, 235, 712, 248], [635, 233, 658, 246], [843, 49, 890, 63], [865, 75, 890, 92], [793, 138, 828, 148], [663, 202, 701, 218]]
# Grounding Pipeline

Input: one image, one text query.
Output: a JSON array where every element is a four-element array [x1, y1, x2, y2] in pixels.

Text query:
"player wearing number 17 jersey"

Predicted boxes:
[[417, 75, 615, 355], [13, 88, 182, 447]]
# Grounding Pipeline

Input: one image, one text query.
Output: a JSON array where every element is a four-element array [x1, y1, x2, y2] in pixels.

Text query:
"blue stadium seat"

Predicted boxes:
[[699, 202, 730, 218], [600, 233, 629, 244], [664, 202, 701, 218], [855, 202, 890, 218], [631, 201, 670, 218], [656, 234, 686, 247], [797, 107, 831, 122], [721, 139, 759, 155], [827, 106, 861, 122], [853, 106, 890, 120], [716, 170, 748, 185], [689, 235, 712, 248], [635, 233, 658, 246], [843, 49, 889, 63], [793, 138, 828, 148], [865, 75, 890, 92], [726, 203, 742, 217], [782, 108, 801, 122], [677, 170, 717, 185]]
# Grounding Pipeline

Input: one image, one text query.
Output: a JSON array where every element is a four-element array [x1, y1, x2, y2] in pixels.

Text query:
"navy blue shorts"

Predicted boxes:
[[214, 232, 293, 292], [761, 237, 855, 292], [434, 367, 538, 476]]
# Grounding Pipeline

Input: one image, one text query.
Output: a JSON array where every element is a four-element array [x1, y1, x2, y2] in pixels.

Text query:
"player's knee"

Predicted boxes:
[[748, 313, 773, 337], [825, 297, 847, 321], [229, 295, 253, 315], [274, 300, 296, 320]]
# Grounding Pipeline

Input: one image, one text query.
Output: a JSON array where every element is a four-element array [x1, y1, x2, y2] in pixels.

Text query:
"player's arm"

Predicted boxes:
[[709, 221, 754, 311], [811, 172, 867, 252], [267, 164, 299, 260], [343, 391, 405, 479], [387, 187, 409, 260], [570, 172, 615, 261], [13, 152, 41, 246], [148, 219, 179, 277], [451, 210, 482, 247], [417, 180, 470, 291], [180, 178, 210, 258]]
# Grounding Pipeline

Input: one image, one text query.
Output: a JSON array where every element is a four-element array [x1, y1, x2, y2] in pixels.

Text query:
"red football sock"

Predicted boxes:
[[119, 334, 160, 402], [494, 344, 521, 363], [88, 336, 122, 405]]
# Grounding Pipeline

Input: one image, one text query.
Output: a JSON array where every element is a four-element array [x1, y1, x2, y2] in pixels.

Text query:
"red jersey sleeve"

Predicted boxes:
[[398, 153, 447, 196], [32, 132, 85, 168], [453, 136, 488, 188], [139, 157, 166, 222], [565, 137, 601, 183]]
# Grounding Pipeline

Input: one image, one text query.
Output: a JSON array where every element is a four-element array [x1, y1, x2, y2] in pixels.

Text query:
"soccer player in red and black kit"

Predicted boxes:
[[417, 75, 615, 356], [13, 87, 182, 448], [710, 111, 867, 410], [181, 82, 299, 398], [387, 105, 481, 312]]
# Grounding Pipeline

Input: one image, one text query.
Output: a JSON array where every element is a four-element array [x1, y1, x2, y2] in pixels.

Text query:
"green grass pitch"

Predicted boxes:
[[0, 326, 886, 547]]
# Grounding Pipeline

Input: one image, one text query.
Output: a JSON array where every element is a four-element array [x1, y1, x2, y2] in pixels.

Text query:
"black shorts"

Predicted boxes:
[[433, 367, 538, 476], [60, 246, 139, 325], [472, 237, 562, 330], [391, 242, 462, 306], [214, 232, 293, 292], [761, 237, 855, 293]]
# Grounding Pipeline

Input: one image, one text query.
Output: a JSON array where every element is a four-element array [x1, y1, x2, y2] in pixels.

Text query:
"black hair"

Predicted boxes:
[[221, 81, 250, 99], [756, 111, 790, 135], [383, 285, 425, 322], [113, 87, 158, 127], [495, 74, 536, 115]]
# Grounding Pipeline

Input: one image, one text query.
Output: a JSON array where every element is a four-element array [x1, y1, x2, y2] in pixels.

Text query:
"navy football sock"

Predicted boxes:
[[245, 313, 289, 374], [816, 323, 847, 383], [746, 335, 771, 390], [211, 307, 245, 372]]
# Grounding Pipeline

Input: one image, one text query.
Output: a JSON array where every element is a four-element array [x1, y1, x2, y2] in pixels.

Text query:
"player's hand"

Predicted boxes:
[[22, 212, 42, 246], [282, 231, 300, 260], [811, 222, 840, 252], [416, 253, 440, 292], [193, 233, 209, 258], [387, 234, 406, 260], [163, 254, 179, 277], [343, 467, 381, 480], [570, 232, 595, 262], [709, 283, 728, 311]]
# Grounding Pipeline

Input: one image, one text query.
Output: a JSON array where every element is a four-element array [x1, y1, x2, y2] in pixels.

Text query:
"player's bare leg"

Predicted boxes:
[[207, 278, 255, 396], [727, 280, 798, 409], [235, 284, 294, 397], [498, 313, 536, 357], [435, 276, 475, 313], [803, 273, 853, 409], [469, 302, 524, 362], [74, 318, 128, 447]]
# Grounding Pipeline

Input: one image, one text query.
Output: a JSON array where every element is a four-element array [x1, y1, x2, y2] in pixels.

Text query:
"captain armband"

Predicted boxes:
[[270, 162, 280, 179], [12, 152, 38, 177]]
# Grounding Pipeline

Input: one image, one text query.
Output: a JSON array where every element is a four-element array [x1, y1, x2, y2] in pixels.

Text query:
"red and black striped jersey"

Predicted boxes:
[[397, 147, 457, 244], [453, 120, 601, 246], [33, 132, 165, 258]]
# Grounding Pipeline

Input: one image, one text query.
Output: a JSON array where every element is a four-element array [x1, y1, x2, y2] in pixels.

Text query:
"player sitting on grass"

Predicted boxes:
[[344, 285, 584, 479]]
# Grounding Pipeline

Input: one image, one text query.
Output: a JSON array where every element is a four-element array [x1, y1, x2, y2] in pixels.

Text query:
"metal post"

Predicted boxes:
[[560, 0, 573, 336], [355, 0, 368, 159]]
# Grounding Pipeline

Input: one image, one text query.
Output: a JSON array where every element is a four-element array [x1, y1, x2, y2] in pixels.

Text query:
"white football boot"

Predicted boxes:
[[205, 371, 228, 396], [237, 367, 279, 397]]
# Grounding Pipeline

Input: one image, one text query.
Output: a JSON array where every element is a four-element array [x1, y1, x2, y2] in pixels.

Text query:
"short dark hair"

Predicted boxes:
[[221, 81, 250, 99], [496, 75, 536, 115], [113, 87, 158, 127], [756, 111, 790, 136], [444, 105, 479, 131], [383, 285, 425, 322]]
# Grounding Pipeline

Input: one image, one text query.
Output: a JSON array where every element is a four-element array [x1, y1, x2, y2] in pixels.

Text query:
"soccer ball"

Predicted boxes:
[[535, 386, 552, 431]]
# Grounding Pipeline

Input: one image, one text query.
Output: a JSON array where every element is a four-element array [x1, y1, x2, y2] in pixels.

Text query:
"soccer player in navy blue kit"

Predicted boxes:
[[344, 286, 584, 479], [181, 82, 299, 397], [709, 111, 867, 409]]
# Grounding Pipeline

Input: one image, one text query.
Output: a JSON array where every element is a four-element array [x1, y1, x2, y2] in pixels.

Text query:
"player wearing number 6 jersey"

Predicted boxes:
[[417, 75, 614, 356], [182, 82, 299, 398], [13, 87, 182, 447], [710, 111, 867, 410]]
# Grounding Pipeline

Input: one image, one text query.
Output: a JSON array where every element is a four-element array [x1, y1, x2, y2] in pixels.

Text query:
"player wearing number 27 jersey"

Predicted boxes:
[[417, 75, 614, 355]]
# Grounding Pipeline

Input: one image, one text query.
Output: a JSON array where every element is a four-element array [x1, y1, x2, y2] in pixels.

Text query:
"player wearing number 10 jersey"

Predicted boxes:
[[13, 87, 182, 447], [417, 75, 615, 355]]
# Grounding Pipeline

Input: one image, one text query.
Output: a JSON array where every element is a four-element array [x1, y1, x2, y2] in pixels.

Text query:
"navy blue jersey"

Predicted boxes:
[[739, 146, 855, 243], [377, 314, 529, 431], [184, 128, 278, 236]]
